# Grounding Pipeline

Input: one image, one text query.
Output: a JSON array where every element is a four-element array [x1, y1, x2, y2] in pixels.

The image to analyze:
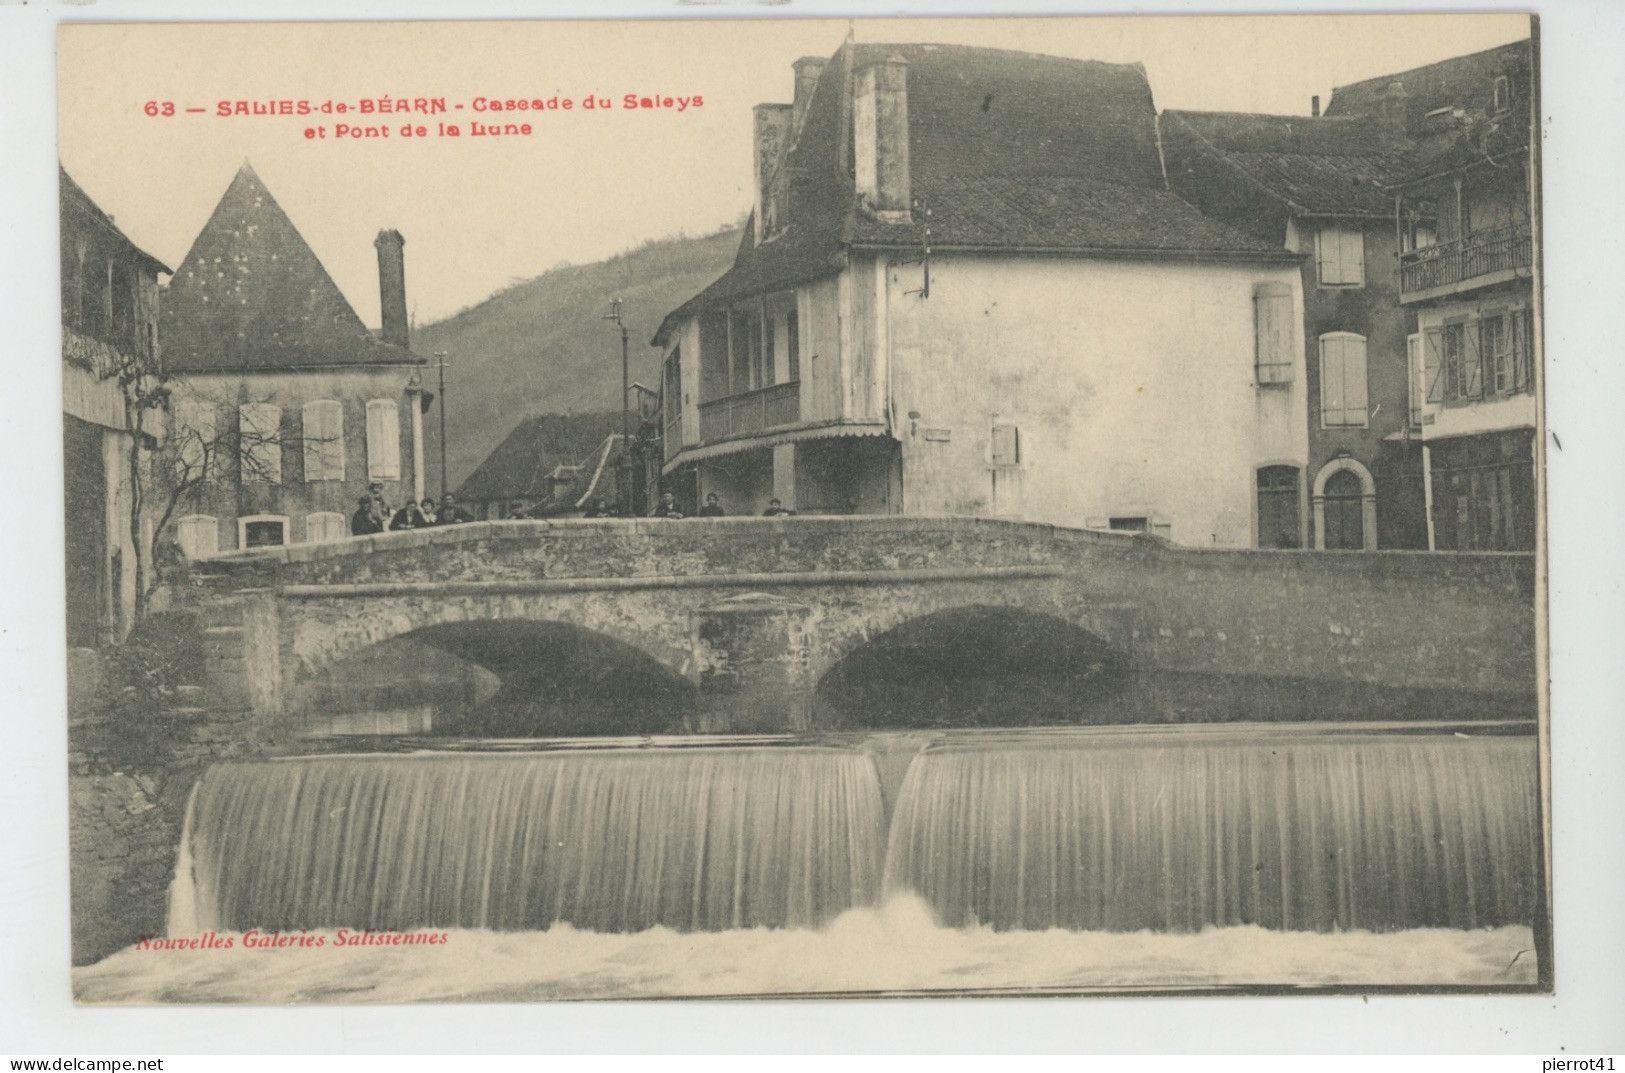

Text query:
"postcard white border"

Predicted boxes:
[[4, 0, 1623, 1055]]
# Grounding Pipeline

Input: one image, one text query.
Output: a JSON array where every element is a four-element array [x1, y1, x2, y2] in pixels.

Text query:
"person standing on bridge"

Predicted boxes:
[[698, 492, 726, 517], [653, 492, 685, 519], [389, 499, 429, 531], [762, 498, 794, 517], [436, 493, 474, 525], [351, 496, 385, 536]]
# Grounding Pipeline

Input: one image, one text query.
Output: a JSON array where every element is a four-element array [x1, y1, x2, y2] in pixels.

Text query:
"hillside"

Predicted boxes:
[[415, 225, 742, 490]]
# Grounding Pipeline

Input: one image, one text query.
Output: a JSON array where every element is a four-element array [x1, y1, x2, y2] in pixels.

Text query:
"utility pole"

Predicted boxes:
[[604, 299, 630, 512], [434, 351, 449, 501]]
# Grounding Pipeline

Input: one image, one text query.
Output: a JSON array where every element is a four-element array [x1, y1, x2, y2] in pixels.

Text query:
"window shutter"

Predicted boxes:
[[1320, 336, 1345, 424], [1462, 322, 1484, 399], [1407, 333, 1424, 426], [1341, 228, 1365, 285], [1424, 329, 1445, 403], [1317, 229, 1363, 286], [176, 515, 218, 559], [304, 512, 346, 544], [1513, 309, 1533, 392], [238, 403, 282, 484], [366, 399, 401, 481], [1253, 283, 1294, 383], [1343, 336, 1368, 425], [174, 400, 215, 479], [301, 399, 345, 482]]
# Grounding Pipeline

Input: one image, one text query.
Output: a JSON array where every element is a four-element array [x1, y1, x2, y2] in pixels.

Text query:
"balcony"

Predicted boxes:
[[1400, 223, 1532, 302], [697, 381, 800, 443]]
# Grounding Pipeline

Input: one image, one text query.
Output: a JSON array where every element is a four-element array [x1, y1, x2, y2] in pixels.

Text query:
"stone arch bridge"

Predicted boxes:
[[175, 516, 1537, 736]]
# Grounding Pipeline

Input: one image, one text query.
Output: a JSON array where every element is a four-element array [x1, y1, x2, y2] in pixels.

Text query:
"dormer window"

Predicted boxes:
[[1493, 75, 1511, 114]]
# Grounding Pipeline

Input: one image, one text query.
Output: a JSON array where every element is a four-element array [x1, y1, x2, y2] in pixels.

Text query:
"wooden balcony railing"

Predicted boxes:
[[1400, 223, 1532, 297], [697, 381, 801, 443]]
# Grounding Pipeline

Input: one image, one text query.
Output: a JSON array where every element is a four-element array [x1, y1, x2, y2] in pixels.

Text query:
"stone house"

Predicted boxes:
[[61, 167, 171, 645], [158, 163, 430, 555], [1333, 41, 1538, 552], [1159, 109, 1425, 550], [653, 42, 1309, 548]]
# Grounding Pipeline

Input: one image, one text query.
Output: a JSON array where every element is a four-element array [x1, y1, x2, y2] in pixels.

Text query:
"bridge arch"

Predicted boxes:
[[291, 616, 697, 738], [275, 589, 698, 719], [815, 602, 1130, 730]]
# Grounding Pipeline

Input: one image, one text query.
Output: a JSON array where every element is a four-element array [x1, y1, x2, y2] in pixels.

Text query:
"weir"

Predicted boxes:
[[169, 725, 1539, 938]]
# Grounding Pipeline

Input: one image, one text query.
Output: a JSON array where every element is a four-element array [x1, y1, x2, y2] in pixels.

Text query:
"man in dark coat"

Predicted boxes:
[[351, 496, 385, 535]]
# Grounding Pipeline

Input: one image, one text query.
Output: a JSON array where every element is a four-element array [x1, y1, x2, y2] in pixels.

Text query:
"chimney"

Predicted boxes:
[[1379, 80, 1408, 135], [752, 103, 793, 244], [374, 229, 409, 348], [854, 53, 911, 220], [792, 56, 827, 136], [1311, 95, 1320, 118]]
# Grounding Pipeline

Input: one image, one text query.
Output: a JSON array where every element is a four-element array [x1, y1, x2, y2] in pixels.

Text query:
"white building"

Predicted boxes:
[[654, 43, 1309, 547]]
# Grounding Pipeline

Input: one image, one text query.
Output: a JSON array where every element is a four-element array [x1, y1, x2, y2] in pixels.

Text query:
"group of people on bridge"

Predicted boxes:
[[644, 493, 795, 520], [351, 482, 474, 535]]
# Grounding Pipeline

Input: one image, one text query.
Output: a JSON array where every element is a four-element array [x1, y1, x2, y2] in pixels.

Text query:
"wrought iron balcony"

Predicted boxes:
[[697, 381, 801, 443], [1400, 223, 1532, 300]]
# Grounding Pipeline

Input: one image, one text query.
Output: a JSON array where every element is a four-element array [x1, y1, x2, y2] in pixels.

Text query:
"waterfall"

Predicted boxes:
[[170, 729, 1539, 937], [882, 732, 1540, 932], [177, 748, 886, 934]]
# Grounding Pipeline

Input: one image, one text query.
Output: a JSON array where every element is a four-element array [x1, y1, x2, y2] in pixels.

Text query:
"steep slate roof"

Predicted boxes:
[[1325, 39, 1532, 188], [658, 42, 1293, 343], [457, 411, 623, 504], [161, 163, 419, 372], [1159, 110, 1415, 218], [59, 167, 172, 277], [1325, 39, 1531, 133]]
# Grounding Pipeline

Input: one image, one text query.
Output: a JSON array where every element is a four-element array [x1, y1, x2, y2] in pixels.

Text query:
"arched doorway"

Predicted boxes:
[[1313, 458, 1378, 551]]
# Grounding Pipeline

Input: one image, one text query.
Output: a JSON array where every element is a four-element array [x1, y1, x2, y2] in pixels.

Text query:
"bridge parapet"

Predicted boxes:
[[177, 517, 1539, 730]]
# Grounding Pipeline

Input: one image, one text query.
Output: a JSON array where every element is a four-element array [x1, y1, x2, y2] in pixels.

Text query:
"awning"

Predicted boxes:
[[662, 419, 891, 475]]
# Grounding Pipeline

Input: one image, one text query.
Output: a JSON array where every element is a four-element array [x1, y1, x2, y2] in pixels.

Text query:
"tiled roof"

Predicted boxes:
[[59, 167, 172, 276], [160, 163, 419, 371], [457, 411, 623, 503], [657, 41, 1291, 342], [1160, 111, 1415, 217], [1325, 39, 1531, 135]]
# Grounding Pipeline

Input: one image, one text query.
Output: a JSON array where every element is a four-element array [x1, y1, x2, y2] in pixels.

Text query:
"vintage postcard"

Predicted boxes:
[[58, 13, 1546, 1003]]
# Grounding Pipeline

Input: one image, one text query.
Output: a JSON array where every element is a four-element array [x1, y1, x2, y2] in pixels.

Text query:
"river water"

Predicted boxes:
[[73, 723, 1542, 1000]]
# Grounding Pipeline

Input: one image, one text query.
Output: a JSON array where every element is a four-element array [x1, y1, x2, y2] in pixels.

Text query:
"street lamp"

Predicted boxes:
[[604, 299, 630, 513], [434, 351, 449, 501]]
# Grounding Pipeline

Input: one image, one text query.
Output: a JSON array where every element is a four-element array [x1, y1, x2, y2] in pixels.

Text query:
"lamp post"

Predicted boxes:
[[604, 299, 630, 512], [434, 351, 449, 501]]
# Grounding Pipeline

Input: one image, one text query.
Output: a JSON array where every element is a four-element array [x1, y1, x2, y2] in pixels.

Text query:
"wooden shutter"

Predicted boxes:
[[301, 399, 344, 482], [176, 515, 218, 558], [1253, 283, 1294, 383], [304, 512, 346, 544], [1407, 333, 1424, 426], [1461, 322, 1484, 399], [1320, 335, 1345, 424], [1320, 334, 1367, 427], [1317, 228, 1363, 286], [1424, 329, 1445, 403], [1342, 335, 1368, 425], [174, 400, 215, 479], [366, 399, 401, 481], [1341, 228, 1365, 285], [238, 403, 282, 484]]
